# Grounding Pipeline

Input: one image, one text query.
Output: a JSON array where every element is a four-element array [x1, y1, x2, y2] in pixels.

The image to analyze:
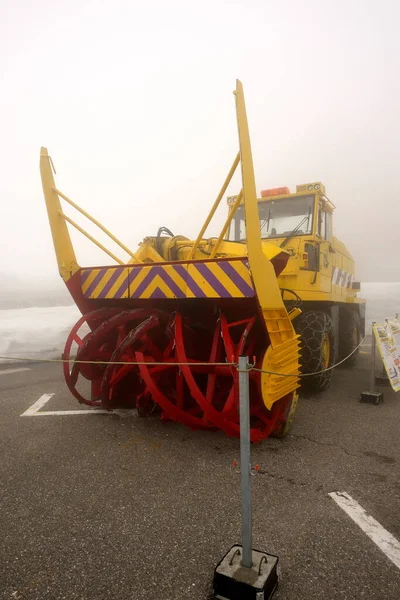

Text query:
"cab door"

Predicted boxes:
[[316, 203, 333, 292]]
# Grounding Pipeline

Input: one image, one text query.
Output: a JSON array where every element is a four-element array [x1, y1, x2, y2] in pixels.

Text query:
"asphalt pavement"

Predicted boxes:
[[1, 355, 400, 599]]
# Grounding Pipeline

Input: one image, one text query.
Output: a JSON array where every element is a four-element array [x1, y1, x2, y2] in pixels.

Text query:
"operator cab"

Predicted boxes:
[[228, 182, 334, 247]]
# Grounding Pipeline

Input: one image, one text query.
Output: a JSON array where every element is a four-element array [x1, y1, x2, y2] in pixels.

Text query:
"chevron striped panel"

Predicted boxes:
[[81, 258, 255, 300]]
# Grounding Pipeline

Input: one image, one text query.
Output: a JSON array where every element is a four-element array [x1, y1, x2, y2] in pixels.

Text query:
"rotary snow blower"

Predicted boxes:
[[40, 81, 300, 442]]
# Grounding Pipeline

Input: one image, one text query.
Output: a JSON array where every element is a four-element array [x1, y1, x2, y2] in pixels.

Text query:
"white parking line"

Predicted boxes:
[[32, 409, 111, 416], [329, 491, 400, 570], [0, 367, 30, 375], [20, 393, 109, 417], [21, 393, 55, 415]]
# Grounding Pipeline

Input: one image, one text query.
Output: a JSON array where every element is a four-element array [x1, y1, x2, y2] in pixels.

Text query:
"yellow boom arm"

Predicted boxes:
[[234, 80, 300, 406], [40, 148, 80, 281]]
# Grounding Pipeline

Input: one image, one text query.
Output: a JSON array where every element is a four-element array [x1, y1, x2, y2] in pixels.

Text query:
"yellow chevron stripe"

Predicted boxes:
[[140, 274, 175, 298], [92, 269, 115, 298], [188, 264, 221, 298], [82, 269, 101, 294], [82, 260, 254, 300], [212, 263, 245, 297], [105, 268, 130, 299], [181, 264, 198, 298], [234, 260, 253, 288], [128, 265, 188, 299], [164, 265, 187, 295], [128, 267, 150, 297]]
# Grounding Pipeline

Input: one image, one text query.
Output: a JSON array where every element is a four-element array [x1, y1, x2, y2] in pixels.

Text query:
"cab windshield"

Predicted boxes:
[[228, 194, 315, 241]]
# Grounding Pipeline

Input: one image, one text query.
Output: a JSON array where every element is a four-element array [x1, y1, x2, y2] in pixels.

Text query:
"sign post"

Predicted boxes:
[[238, 355, 253, 568], [360, 321, 383, 404], [370, 322, 377, 393], [213, 356, 280, 600]]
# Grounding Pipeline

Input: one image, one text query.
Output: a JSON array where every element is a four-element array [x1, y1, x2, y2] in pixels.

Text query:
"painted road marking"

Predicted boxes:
[[20, 394, 135, 417], [21, 393, 55, 415], [329, 491, 400, 570], [0, 367, 30, 375], [21, 393, 109, 417]]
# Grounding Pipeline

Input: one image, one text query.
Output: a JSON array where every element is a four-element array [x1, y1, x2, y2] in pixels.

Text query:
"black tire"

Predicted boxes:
[[339, 309, 361, 367], [294, 310, 335, 392]]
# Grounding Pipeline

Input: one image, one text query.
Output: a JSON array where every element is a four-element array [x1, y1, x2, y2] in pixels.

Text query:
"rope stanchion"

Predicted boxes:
[[213, 355, 280, 598]]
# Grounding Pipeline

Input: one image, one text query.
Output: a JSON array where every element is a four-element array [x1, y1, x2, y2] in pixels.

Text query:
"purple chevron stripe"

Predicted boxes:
[[81, 269, 92, 285], [114, 272, 130, 298], [194, 263, 232, 297], [111, 267, 142, 299], [173, 264, 207, 298], [149, 287, 167, 299], [84, 268, 108, 297], [128, 267, 144, 287], [96, 268, 122, 298], [217, 261, 254, 297], [131, 266, 185, 298], [157, 268, 186, 298]]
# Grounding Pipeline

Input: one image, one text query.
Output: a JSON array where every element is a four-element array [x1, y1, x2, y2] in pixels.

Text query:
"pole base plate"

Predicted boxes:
[[360, 391, 384, 405], [213, 544, 279, 600], [375, 375, 390, 386]]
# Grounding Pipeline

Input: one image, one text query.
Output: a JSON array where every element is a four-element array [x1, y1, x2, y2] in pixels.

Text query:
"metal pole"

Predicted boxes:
[[370, 322, 376, 393], [238, 355, 253, 568]]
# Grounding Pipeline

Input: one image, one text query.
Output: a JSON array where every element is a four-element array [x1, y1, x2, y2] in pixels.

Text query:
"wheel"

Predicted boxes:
[[339, 308, 361, 367], [294, 310, 334, 392]]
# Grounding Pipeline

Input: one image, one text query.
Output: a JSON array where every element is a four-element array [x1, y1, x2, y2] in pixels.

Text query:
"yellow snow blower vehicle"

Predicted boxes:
[[227, 184, 366, 391], [40, 81, 301, 442]]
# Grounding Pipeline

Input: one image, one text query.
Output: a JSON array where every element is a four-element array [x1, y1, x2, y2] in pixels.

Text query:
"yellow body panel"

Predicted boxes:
[[274, 233, 362, 304], [137, 236, 287, 265]]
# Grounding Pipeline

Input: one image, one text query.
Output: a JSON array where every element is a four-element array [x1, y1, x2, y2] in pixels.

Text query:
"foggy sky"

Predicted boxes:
[[1, 0, 400, 289]]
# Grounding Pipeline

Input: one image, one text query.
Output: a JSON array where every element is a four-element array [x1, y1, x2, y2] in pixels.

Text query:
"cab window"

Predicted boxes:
[[318, 207, 332, 242], [325, 212, 332, 242], [228, 194, 315, 241]]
